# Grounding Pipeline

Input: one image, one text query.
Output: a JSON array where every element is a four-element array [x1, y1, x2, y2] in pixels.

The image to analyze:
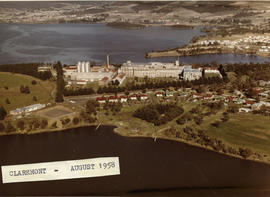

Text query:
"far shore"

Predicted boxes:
[[146, 48, 270, 59]]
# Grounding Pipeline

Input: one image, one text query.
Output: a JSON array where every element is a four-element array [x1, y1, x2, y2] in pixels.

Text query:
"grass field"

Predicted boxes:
[[204, 113, 270, 157], [0, 72, 55, 112]]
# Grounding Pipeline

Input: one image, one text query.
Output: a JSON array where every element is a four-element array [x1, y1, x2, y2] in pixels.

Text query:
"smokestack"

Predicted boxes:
[[106, 54, 110, 69]]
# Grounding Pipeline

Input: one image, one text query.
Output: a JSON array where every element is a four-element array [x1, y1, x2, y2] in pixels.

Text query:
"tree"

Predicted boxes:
[[239, 147, 253, 159], [0, 106, 7, 120], [31, 80, 37, 85], [6, 123, 15, 133], [125, 91, 130, 96], [24, 86, 30, 94], [51, 121, 57, 128], [5, 98, 10, 104], [73, 117, 79, 125], [85, 100, 98, 115], [55, 61, 64, 102], [0, 123, 5, 132], [41, 119, 48, 129], [16, 120, 25, 130]]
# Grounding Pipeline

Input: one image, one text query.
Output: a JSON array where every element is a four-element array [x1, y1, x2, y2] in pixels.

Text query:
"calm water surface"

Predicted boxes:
[[0, 126, 270, 195], [1, 23, 270, 65]]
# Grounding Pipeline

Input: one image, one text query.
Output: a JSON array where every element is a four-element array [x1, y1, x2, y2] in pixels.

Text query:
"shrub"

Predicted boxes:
[[16, 120, 25, 130], [73, 117, 79, 125], [239, 147, 253, 159], [0, 106, 7, 120], [31, 80, 37, 85], [0, 123, 5, 132], [6, 123, 16, 133]]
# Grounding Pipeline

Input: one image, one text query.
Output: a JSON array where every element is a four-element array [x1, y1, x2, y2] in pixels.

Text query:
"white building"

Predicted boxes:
[[10, 104, 46, 115], [182, 66, 202, 81], [119, 60, 183, 78]]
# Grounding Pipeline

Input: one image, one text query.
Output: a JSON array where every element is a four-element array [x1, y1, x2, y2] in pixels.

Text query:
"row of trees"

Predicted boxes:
[[163, 126, 255, 159], [0, 63, 52, 80]]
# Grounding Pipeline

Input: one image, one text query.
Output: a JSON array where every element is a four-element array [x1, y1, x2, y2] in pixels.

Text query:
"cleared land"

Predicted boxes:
[[0, 72, 55, 112]]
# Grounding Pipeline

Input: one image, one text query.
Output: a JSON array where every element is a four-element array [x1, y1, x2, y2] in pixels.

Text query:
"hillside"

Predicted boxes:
[[0, 72, 55, 112]]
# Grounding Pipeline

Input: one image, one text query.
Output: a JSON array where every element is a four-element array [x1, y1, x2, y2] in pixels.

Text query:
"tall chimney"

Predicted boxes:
[[106, 54, 110, 69]]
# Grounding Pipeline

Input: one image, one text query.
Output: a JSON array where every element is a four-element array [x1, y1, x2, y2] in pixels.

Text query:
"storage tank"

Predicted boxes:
[[77, 61, 82, 73], [81, 61, 86, 73], [86, 61, 90, 73]]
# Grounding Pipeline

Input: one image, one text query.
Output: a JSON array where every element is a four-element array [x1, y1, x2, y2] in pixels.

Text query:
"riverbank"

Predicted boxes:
[[1, 119, 270, 166]]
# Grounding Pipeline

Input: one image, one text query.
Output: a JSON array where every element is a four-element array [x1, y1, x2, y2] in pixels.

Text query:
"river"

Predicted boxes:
[[0, 126, 270, 195], [1, 23, 270, 65]]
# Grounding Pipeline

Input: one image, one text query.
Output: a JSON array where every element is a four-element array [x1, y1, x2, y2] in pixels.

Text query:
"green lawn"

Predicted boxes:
[[0, 72, 55, 112], [204, 113, 270, 156]]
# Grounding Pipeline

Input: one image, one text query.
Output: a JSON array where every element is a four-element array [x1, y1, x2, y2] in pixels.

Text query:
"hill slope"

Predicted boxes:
[[0, 72, 55, 112]]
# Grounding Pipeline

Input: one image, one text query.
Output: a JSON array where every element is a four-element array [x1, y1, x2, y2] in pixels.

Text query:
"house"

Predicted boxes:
[[252, 101, 270, 110], [203, 94, 214, 100], [130, 94, 137, 101], [96, 97, 106, 104], [225, 96, 235, 103], [155, 92, 164, 97], [259, 92, 268, 97], [245, 99, 256, 107], [192, 93, 203, 99], [234, 98, 245, 104], [120, 95, 128, 103], [108, 96, 118, 103], [165, 90, 174, 97], [139, 94, 148, 101], [239, 107, 251, 113], [234, 90, 245, 98]]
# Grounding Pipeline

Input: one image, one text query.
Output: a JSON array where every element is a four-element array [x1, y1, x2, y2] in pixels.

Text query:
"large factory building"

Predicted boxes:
[[63, 56, 117, 85]]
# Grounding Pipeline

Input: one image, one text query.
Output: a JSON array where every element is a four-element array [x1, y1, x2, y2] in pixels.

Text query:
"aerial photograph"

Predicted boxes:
[[1, 0, 270, 195]]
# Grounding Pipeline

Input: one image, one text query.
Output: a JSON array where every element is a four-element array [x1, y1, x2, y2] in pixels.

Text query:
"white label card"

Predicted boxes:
[[1, 157, 120, 184]]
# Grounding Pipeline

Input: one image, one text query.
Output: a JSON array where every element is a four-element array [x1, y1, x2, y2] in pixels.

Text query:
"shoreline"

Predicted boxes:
[[1, 122, 269, 165], [146, 48, 270, 59]]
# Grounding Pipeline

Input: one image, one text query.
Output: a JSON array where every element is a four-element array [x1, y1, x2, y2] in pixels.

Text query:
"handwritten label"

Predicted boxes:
[[1, 157, 120, 184]]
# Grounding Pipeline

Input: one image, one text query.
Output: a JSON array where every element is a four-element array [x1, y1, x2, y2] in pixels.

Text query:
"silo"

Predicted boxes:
[[77, 61, 81, 73], [86, 61, 90, 73], [82, 61, 86, 73]]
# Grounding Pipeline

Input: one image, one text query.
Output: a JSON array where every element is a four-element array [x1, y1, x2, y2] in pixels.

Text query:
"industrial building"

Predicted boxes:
[[181, 65, 202, 81], [119, 60, 183, 78], [63, 55, 117, 85]]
